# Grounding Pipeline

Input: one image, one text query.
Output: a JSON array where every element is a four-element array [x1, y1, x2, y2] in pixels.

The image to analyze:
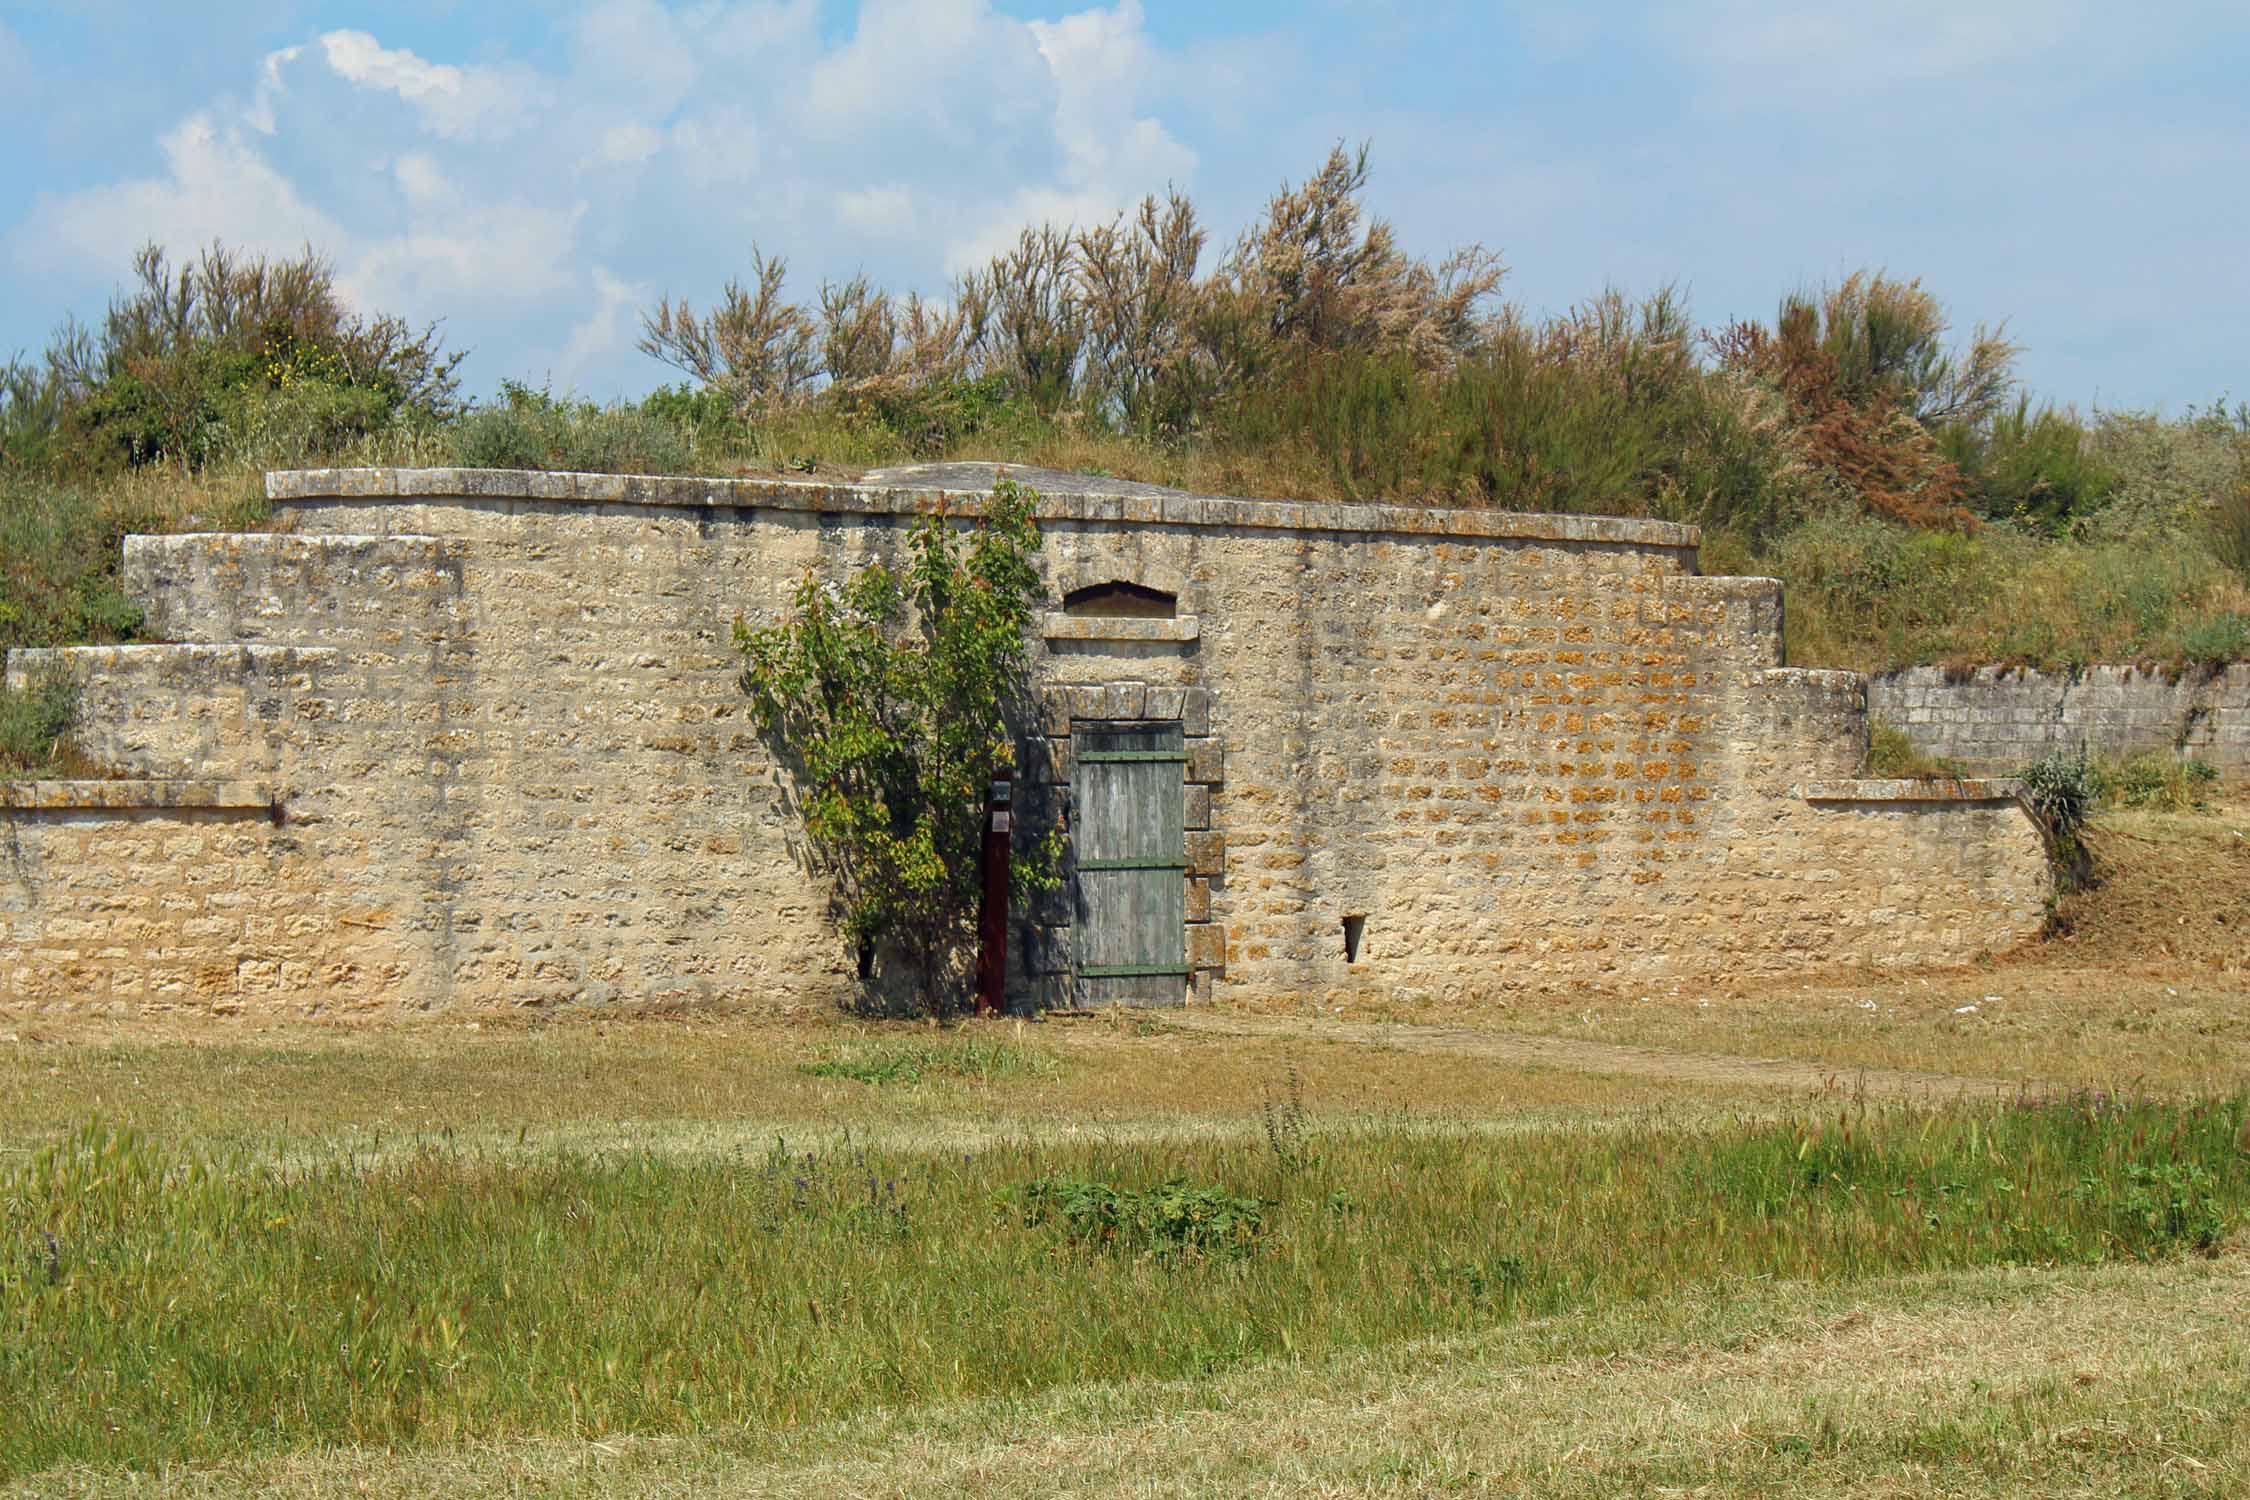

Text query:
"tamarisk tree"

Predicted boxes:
[[738, 480, 1060, 1013]]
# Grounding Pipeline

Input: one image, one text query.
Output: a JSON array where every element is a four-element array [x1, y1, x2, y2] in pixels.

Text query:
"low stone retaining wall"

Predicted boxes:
[[1869, 664, 2250, 775]]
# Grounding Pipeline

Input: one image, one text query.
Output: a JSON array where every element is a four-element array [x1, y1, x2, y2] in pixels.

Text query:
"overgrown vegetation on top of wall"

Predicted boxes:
[[2, 144, 2247, 742]]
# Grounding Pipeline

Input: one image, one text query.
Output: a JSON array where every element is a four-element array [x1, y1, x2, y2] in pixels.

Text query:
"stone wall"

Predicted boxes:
[[1870, 664, 2250, 775], [2, 465, 2052, 1017], [0, 781, 393, 1011]]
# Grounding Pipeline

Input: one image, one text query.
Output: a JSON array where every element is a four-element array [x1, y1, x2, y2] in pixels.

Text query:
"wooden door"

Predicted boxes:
[[1072, 722, 1187, 1005]]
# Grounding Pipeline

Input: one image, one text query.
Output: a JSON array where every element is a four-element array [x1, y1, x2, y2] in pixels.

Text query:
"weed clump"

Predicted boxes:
[[2101, 752, 2220, 811], [0, 665, 77, 774], [1002, 1175, 1268, 1258], [2018, 751, 2102, 887], [1865, 721, 1966, 779]]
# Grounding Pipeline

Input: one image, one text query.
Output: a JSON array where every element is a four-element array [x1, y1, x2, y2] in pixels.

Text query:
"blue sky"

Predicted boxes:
[[2, 1, 2244, 411]]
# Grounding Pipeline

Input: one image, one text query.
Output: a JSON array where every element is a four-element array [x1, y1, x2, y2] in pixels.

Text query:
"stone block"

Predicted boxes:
[[1186, 831, 1225, 876], [1185, 737, 1224, 784], [1187, 922, 1226, 970], [1184, 877, 1212, 922], [1180, 688, 1212, 736]]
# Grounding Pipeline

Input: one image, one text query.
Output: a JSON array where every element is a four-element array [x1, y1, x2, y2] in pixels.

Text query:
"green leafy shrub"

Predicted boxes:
[[553, 405, 693, 475], [1003, 1175, 1268, 1258], [0, 474, 149, 651], [2019, 750, 2098, 834], [740, 480, 1062, 1013], [28, 242, 459, 477], [638, 382, 739, 430], [2080, 402, 2250, 542], [2210, 463, 2250, 584], [842, 372, 1027, 457], [446, 405, 549, 470], [1946, 397, 2120, 533], [1767, 510, 2244, 672], [210, 377, 397, 471]]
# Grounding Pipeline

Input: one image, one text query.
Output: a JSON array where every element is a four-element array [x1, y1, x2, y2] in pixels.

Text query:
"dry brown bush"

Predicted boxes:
[[639, 248, 821, 412]]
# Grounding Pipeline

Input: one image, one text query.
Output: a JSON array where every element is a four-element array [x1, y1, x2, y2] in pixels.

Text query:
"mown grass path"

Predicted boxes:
[[1160, 1010, 2023, 1101]]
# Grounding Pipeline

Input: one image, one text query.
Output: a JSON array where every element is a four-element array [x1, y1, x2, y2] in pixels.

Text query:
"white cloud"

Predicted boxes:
[[245, 44, 302, 135], [553, 266, 649, 387], [339, 154, 586, 312], [802, 0, 1049, 142], [317, 30, 546, 141], [3, 1, 1203, 396], [596, 123, 664, 165], [836, 184, 917, 234], [9, 114, 346, 278], [1029, 0, 1196, 193]]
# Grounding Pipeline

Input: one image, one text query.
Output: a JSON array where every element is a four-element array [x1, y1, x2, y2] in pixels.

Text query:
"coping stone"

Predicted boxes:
[[267, 463, 1703, 551]]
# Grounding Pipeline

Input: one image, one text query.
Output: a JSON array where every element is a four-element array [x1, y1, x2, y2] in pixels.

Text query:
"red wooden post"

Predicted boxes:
[[975, 775, 1012, 1016]]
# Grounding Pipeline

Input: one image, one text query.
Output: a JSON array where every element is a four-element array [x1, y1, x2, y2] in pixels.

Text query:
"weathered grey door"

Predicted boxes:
[[1072, 722, 1187, 1005]]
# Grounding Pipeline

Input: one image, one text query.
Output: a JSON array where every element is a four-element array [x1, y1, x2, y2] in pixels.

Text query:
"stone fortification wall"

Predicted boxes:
[[3, 466, 2050, 1017], [1870, 664, 2250, 775]]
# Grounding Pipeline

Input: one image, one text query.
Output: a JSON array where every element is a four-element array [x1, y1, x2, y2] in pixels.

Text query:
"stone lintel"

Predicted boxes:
[[0, 779, 278, 812], [1041, 615, 1201, 644], [1797, 778, 2025, 803]]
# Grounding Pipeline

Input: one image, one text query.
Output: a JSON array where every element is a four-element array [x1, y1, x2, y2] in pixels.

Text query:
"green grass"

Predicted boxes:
[[4, 1093, 2242, 1477], [0, 666, 77, 776], [2100, 750, 2222, 811], [1863, 719, 1967, 778], [796, 1033, 1061, 1087], [10, 1251, 2246, 1496], [1771, 510, 2250, 674]]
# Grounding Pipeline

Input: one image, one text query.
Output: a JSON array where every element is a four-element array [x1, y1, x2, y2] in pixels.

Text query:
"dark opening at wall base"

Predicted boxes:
[[1342, 913, 1367, 963]]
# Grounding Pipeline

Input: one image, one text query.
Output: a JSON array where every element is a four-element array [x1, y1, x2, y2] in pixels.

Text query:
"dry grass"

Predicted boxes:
[[0, 1011, 1769, 1161], [16, 1252, 2242, 1497]]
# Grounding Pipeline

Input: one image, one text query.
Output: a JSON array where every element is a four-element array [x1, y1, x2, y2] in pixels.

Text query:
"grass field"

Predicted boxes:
[[3, 800, 2247, 1496], [30, 1254, 2242, 1498]]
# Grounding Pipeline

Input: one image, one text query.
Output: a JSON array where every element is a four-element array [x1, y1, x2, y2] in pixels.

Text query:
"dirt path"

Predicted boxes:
[[1159, 1010, 2026, 1101]]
